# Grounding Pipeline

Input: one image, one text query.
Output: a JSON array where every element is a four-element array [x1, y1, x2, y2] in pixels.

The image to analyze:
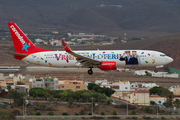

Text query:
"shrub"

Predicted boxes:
[[112, 111, 117, 115], [107, 98, 113, 105], [62, 112, 68, 115], [130, 110, 136, 115], [75, 113, 79, 115], [35, 112, 41, 116], [48, 112, 53, 116], [46, 106, 54, 111], [160, 109, 165, 113], [161, 117, 165, 120], [11, 109, 20, 115], [143, 107, 152, 113], [79, 109, 85, 115], [108, 117, 120, 119], [0, 111, 15, 119], [128, 105, 137, 110], [88, 112, 92, 115], [142, 116, 151, 119], [119, 104, 126, 109], [90, 116, 105, 119], [118, 104, 136, 110], [101, 112, 105, 115]]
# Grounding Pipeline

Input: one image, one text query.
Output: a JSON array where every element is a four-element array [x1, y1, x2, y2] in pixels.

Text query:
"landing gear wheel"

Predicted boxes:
[[154, 70, 158, 73], [88, 69, 93, 75]]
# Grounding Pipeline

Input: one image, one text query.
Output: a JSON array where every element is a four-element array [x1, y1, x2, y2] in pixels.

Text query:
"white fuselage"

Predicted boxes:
[[22, 50, 173, 69]]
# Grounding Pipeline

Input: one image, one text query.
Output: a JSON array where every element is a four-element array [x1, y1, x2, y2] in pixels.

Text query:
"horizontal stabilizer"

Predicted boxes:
[[5, 51, 27, 57]]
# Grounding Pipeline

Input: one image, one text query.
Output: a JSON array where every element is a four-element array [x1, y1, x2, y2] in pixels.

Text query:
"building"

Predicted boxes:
[[11, 85, 30, 93], [134, 70, 179, 78], [0, 66, 20, 73], [82, 81, 91, 90], [113, 81, 131, 92], [58, 78, 86, 91], [95, 80, 109, 85], [21, 80, 32, 88], [32, 77, 59, 90], [112, 91, 130, 103], [169, 85, 177, 92], [149, 95, 166, 106], [100, 81, 131, 92], [5, 79, 14, 86], [142, 83, 159, 89], [173, 87, 180, 96], [130, 82, 139, 90], [35, 38, 43, 43], [44, 78, 59, 90], [163, 74, 179, 78], [129, 90, 150, 106], [32, 78, 44, 88], [130, 82, 148, 90], [0, 80, 6, 89], [67, 33, 106, 38]]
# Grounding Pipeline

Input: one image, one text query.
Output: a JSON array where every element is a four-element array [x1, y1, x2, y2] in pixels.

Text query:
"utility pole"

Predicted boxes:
[[106, 98, 107, 107], [25, 93, 26, 118], [92, 93, 93, 116], [23, 97, 24, 118], [156, 97, 158, 118], [157, 104, 158, 118], [23, 89, 26, 118], [127, 98, 128, 115]]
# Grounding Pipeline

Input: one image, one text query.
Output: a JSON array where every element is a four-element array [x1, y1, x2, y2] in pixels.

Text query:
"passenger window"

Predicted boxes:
[[160, 54, 166, 57]]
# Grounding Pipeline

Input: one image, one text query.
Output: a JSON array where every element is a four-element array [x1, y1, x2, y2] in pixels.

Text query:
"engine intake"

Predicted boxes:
[[100, 61, 117, 71]]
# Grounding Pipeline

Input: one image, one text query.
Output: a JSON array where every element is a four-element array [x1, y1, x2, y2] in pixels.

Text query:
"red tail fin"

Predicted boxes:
[[8, 22, 49, 55]]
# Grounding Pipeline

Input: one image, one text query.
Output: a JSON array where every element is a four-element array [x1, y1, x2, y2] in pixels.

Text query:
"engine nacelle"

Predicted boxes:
[[100, 61, 117, 71]]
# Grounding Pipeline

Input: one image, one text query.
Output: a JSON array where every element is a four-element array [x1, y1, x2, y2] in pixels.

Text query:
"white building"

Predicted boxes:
[[169, 85, 180, 92], [135, 70, 178, 78], [83, 81, 91, 90], [134, 70, 151, 75], [142, 83, 159, 88], [163, 74, 179, 78], [95, 80, 109, 85], [35, 38, 43, 43], [100, 82, 131, 92]]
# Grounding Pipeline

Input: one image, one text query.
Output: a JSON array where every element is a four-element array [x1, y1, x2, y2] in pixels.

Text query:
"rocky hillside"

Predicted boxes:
[[1, 0, 180, 37]]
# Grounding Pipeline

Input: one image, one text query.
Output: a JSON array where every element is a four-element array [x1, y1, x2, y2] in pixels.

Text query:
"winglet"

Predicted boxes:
[[61, 40, 72, 52]]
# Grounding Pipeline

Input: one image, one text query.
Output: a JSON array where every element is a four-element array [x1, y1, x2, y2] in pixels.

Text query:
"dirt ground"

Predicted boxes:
[[0, 102, 149, 116]]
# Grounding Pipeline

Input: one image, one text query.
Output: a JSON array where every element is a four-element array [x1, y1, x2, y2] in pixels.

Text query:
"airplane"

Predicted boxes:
[[7, 22, 173, 75]]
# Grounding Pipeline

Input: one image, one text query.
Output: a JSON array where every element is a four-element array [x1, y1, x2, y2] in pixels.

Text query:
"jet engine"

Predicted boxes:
[[100, 61, 117, 71]]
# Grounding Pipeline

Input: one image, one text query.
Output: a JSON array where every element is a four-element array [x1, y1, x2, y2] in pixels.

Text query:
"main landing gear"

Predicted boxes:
[[87, 68, 93, 75]]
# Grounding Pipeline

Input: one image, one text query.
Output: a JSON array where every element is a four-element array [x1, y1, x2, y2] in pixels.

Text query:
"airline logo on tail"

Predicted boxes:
[[22, 43, 31, 52], [10, 25, 30, 52]]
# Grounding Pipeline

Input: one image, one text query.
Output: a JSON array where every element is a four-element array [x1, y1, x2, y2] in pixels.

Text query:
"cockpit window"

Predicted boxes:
[[160, 54, 166, 57]]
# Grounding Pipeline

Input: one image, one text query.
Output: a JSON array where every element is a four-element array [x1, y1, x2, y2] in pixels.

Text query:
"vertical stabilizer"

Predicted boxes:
[[8, 22, 49, 54]]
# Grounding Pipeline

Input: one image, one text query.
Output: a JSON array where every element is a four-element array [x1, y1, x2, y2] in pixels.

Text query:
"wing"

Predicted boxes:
[[61, 40, 100, 67]]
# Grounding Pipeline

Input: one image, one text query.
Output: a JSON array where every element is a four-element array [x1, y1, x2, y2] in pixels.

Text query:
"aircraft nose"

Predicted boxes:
[[166, 57, 173, 63]]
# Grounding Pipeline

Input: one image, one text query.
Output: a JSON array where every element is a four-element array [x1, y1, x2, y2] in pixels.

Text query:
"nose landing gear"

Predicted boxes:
[[87, 68, 93, 75]]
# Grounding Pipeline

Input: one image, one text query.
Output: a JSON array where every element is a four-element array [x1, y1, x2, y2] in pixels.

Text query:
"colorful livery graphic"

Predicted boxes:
[[7, 22, 173, 75]]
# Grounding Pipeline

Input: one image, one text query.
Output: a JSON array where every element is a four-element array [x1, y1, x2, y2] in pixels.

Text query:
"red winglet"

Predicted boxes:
[[61, 40, 72, 52]]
